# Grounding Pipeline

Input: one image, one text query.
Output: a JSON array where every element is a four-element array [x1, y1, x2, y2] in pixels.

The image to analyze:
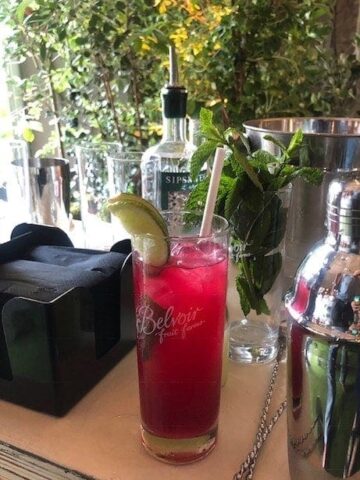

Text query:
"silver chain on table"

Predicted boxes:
[[233, 342, 287, 480]]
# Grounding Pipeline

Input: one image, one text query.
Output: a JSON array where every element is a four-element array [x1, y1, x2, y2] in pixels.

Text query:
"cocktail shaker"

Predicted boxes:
[[286, 170, 360, 479], [29, 157, 70, 229]]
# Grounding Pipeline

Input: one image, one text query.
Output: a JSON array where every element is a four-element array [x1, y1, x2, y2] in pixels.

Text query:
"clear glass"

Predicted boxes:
[[132, 211, 229, 464], [228, 186, 292, 364], [141, 117, 197, 210], [107, 151, 142, 198], [0, 140, 30, 242], [221, 308, 230, 387], [107, 150, 144, 241], [76, 143, 121, 249]]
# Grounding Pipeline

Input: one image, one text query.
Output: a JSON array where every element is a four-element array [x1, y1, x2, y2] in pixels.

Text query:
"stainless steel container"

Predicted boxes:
[[29, 157, 70, 229], [286, 171, 360, 479], [243, 118, 360, 282]]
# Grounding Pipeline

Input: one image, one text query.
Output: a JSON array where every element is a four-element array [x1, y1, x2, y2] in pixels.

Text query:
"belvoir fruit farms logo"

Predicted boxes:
[[136, 301, 204, 344]]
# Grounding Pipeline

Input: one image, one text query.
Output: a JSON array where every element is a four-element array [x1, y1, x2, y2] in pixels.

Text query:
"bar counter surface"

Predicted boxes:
[[0, 346, 289, 480], [0, 261, 290, 479]]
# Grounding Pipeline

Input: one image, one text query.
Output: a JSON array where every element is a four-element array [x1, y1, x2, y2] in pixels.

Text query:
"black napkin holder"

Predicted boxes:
[[0, 223, 135, 415]]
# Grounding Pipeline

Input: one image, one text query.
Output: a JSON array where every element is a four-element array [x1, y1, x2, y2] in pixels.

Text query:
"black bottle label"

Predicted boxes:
[[160, 171, 207, 210]]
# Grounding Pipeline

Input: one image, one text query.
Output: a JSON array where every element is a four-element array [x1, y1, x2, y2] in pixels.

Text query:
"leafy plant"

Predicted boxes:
[[158, 0, 360, 125], [0, 0, 168, 153], [0, 0, 359, 155], [186, 108, 323, 316]]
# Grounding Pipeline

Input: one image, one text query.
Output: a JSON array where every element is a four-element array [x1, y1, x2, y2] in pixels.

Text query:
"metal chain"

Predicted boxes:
[[233, 345, 287, 480], [290, 416, 321, 458]]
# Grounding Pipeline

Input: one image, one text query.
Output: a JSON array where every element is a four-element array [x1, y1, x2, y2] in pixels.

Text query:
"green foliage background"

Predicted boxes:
[[0, 0, 359, 154]]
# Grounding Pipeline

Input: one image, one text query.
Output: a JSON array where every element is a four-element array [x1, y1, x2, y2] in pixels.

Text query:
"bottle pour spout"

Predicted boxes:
[[169, 45, 179, 86], [162, 44, 187, 118]]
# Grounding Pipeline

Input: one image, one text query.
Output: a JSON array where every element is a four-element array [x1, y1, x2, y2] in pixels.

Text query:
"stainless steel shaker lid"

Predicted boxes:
[[286, 171, 360, 342], [327, 170, 360, 246]]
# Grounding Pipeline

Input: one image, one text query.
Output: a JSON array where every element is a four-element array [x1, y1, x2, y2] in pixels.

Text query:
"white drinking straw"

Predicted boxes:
[[200, 146, 226, 237]]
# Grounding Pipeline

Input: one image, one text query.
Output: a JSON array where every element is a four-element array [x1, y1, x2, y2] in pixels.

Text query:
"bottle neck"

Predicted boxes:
[[162, 117, 186, 142]]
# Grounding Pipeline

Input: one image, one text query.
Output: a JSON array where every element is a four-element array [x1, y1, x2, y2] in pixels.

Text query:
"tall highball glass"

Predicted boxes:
[[132, 211, 229, 464]]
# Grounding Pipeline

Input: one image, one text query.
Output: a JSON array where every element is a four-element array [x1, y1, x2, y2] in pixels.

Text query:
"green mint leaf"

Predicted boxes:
[[250, 151, 279, 187], [236, 275, 251, 317], [236, 268, 266, 315], [279, 164, 297, 176], [250, 252, 282, 296], [224, 176, 245, 219], [251, 149, 278, 165], [276, 165, 323, 187], [263, 134, 287, 153], [199, 107, 224, 142], [286, 129, 304, 157], [199, 107, 213, 129], [224, 127, 238, 144], [299, 143, 311, 166], [237, 132, 251, 155], [190, 140, 217, 181], [233, 146, 263, 191], [185, 175, 235, 217], [216, 176, 236, 217], [185, 176, 210, 212], [222, 158, 237, 178], [245, 197, 272, 247], [231, 191, 287, 256], [257, 297, 270, 316], [269, 164, 298, 189], [203, 125, 223, 142], [230, 193, 267, 246], [259, 194, 288, 253], [296, 167, 323, 185], [229, 151, 243, 176], [224, 129, 251, 154]]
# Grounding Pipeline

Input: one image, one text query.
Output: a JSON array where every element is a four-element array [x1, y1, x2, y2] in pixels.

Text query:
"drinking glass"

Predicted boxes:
[[107, 151, 142, 197], [132, 211, 229, 463], [107, 151, 143, 242], [228, 186, 292, 363], [76, 143, 121, 249]]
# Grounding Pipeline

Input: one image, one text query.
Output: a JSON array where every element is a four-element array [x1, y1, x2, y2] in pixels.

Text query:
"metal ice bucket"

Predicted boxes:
[[243, 118, 360, 281]]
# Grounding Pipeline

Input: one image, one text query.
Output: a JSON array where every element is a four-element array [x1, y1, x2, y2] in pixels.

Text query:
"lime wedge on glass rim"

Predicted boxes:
[[107, 193, 169, 267]]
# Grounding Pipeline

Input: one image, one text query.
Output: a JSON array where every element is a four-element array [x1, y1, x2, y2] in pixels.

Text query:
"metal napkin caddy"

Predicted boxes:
[[0, 223, 135, 415]]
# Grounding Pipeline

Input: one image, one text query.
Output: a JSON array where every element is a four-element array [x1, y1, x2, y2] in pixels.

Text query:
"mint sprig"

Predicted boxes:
[[187, 108, 323, 317]]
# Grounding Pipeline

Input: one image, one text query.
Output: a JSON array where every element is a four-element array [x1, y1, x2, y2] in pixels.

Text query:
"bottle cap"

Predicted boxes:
[[161, 45, 187, 118], [161, 85, 187, 118]]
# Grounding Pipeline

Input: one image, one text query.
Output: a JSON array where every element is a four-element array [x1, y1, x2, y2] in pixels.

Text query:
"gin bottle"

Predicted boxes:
[[141, 46, 198, 210]]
